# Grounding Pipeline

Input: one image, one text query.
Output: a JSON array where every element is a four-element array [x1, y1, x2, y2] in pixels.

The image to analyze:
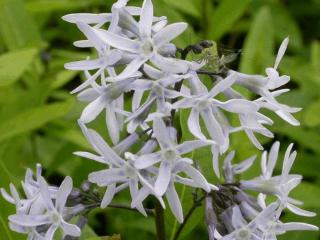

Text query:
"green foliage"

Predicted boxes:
[[0, 0, 319, 239], [208, 0, 252, 40], [240, 6, 274, 74]]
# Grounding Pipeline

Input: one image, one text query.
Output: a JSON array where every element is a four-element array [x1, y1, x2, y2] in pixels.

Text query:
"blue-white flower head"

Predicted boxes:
[[7, 176, 81, 240]]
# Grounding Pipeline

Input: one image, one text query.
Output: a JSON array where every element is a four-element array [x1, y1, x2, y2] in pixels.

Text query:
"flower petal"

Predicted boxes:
[[135, 153, 162, 169], [274, 37, 289, 69], [39, 177, 55, 211], [154, 23, 187, 47], [176, 140, 209, 155], [9, 214, 51, 227], [56, 176, 73, 213], [151, 54, 189, 74], [98, 30, 140, 53], [165, 182, 183, 223], [207, 74, 236, 98], [139, 0, 153, 37], [287, 203, 316, 217], [101, 183, 116, 208], [155, 161, 172, 196], [282, 222, 319, 231], [106, 104, 120, 144], [61, 220, 81, 237], [45, 224, 58, 240], [80, 96, 105, 123], [87, 129, 124, 166], [153, 117, 173, 149], [62, 13, 111, 24], [76, 22, 106, 54]]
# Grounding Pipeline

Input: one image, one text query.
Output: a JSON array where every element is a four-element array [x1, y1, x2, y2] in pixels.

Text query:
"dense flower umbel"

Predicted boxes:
[[204, 143, 318, 239], [1, 0, 318, 239], [1, 165, 82, 240]]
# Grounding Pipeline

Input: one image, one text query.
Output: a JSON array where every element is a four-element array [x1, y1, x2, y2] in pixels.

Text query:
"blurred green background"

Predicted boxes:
[[0, 0, 319, 239]]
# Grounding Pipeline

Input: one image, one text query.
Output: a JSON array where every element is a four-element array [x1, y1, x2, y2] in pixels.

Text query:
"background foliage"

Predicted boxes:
[[0, 0, 319, 239]]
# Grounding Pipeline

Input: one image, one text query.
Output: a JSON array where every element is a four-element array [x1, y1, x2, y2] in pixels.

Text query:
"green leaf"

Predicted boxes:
[[0, 199, 24, 240], [208, 0, 251, 40], [0, 48, 38, 87], [270, 3, 303, 49], [291, 183, 320, 208], [86, 235, 121, 240], [0, 0, 41, 50], [162, 0, 200, 18], [26, 0, 107, 13], [0, 99, 74, 142], [311, 41, 320, 71], [304, 99, 320, 127], [240, 6, 274, 74]]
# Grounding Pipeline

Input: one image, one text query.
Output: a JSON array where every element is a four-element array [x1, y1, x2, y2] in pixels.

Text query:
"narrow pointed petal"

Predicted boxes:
[[80, 97, 105, 123], [165, 182, 183, 223], [178, 161, 211, 192], [39, 177, 55, 211], [216, 99, 259, 114], [70, 67, 104, 94], [110, 57, 147, 81], [101, 184, 116, 208], [188, 108, 206, 140], [77, 88, 99, 102], [87, 129, 124, 165], [282, 143, 294, 177], [151, 54, 189, 74], [176, 140, 210, 155], [200, 107, 225, 146], [97, 30, 140, 53], [139, 0, 153, 37], [233, 155, 257, 174], [76, 22, 106, 54], [9, 214, 51, 227], [153, 117, 173, 149], [282, 222, 319, 231], [106, 104, 120, 144], [154, 23, 187, 47], [266, 141, 280, 177], [135, 153, 162, 169], [276, 110, 300, 126], [61, 221, 81, 237], [62, 13, 111, 24], [73, 151, 105, 163], [287, 203, 316, 217], [274, 37, 289, 69], [132, 90, 144, 111], [155, 161, 172, 196], [45, 224, 58, 240], [129, 179, 147, 217], [207, 74, 236, 98], [88, 169, 126, 186], [211, 145, 220, 178], [56, 176, 73, 213]]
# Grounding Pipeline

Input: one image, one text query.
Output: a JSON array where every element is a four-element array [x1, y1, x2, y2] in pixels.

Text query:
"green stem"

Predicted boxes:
[[172, 194, 207, 240], [155, 200, 166, 240]]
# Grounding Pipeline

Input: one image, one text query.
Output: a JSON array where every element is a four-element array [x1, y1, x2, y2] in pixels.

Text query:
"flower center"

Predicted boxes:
[[141, 40, 155, 57], [124, 164, 137, 178], [50, 211, 61, 224], [236, 228, 250, 240], [163, 149, 177, 162], [198, 100, 209, 110]]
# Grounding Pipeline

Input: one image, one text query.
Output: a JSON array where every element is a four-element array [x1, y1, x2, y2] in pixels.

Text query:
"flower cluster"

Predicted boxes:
[[205, 142, 318, 239], [1, 164, 82, 240], [1, 0, 318, 239]]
